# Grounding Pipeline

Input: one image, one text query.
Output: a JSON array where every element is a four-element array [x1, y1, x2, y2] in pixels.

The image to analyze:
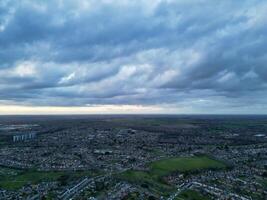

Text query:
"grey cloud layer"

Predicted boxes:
[[0, 0, 267, 113]]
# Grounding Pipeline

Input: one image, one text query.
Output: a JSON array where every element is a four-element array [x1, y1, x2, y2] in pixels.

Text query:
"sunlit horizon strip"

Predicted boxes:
[[0, 104, 169, 115]]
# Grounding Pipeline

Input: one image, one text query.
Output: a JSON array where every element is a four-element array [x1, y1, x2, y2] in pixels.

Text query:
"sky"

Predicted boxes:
[[0, 0, 267, 115]]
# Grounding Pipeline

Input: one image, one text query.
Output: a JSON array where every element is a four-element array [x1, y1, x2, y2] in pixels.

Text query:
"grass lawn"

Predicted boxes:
[[0, 167, 97, 190], [0, 170, 64, 190], [176, 189, 211, 200], [120, 170, 173, 196], [120, 170, 169, 187], [261, 178, 267, 189], [119, 156, 227, 197], [150, 156, 227, 176]]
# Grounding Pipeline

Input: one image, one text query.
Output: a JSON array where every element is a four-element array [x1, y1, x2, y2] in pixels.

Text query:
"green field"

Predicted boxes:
[[0, 167, 96, 190], [119, 156, 227, 197], [119, 170, 172, 195], [261, 178, 267, 189], [119, 170, 173, 197], [150, 156, 227, 176], [176, 189, 211, 200]]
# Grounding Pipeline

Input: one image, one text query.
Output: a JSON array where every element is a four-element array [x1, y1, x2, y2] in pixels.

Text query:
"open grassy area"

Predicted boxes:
[[150, 156, 227, 176], [176, 189, 211, 200], [261, 178, 267, 189], [0, 166, 96, 190], [119, 170, 173, 197], [0, 136, 8, 146], [0, 169, 64, 190], [119, 156, 226, 197], [119, 170, 173, 196]]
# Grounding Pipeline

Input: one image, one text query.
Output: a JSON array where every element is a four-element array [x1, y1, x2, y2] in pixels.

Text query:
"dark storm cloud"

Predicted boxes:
[[0, 0, 267, 113]]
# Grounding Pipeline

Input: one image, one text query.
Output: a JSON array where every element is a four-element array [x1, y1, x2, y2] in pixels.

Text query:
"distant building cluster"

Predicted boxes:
[[13, 133, 36, 142]]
